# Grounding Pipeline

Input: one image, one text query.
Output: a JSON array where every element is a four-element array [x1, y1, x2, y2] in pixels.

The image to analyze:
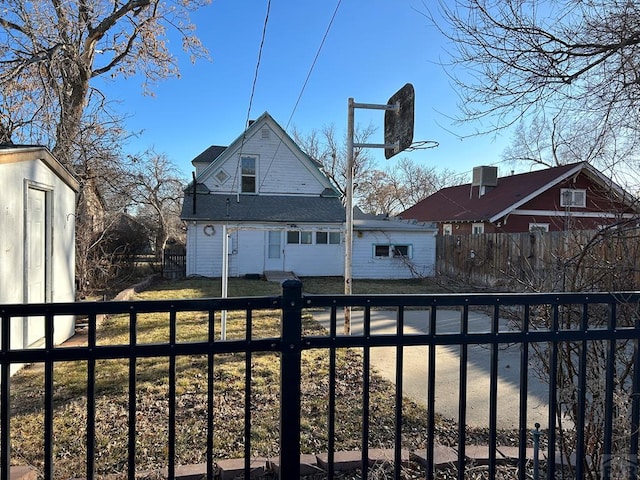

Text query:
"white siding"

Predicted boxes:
[[201, 122, 329, 196], [0, 157, 76, 351], [283, 237, 343, 276], [186, 222, 344, 277], [186, 222, 223, 277], [352, 230, 436, 279]]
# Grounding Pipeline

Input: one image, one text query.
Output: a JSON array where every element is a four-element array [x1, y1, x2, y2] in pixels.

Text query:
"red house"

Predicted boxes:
[[400, 162, 638, 234]]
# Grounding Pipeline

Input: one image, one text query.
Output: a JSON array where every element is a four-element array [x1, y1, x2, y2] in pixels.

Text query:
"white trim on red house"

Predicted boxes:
[[510, 209, 635, 219], [488, 163, 585, 223]]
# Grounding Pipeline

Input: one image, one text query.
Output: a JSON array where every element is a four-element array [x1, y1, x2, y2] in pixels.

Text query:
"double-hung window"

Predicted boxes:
[[241, 156, 257, 193]]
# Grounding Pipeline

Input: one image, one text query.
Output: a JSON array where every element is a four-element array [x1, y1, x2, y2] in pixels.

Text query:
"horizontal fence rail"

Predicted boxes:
[[1, 282, 640, 479]]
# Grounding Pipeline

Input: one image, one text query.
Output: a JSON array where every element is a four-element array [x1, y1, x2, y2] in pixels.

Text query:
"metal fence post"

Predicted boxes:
[[280, 279, 303, 478]]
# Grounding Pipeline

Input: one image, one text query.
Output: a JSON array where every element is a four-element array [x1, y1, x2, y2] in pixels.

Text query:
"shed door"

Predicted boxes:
[[26, 187, 47, 347]]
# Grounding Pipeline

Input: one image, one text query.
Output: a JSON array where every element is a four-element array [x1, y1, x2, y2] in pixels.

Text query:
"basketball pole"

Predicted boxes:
[[344, 98, 355, 335], [343, 93, 407, 335]]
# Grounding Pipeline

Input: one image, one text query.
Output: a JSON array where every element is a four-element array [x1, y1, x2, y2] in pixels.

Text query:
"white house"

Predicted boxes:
[[181, 113, 437, 279], [182, 113, 345, 277], [0, 145, 79, 353]]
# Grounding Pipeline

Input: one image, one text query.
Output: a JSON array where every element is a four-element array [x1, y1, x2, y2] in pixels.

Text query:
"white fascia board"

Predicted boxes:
[[510, 209, 636, 219], [489, 163, 585, 223], [195, 113, 338, 193]]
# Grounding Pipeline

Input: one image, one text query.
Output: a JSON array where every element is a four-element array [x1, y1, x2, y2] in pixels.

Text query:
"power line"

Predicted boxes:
[[231, 0, 272, 194], [284, 0, 342, 131], [245, 0, 271, 131], [258, 0, 343, 190]]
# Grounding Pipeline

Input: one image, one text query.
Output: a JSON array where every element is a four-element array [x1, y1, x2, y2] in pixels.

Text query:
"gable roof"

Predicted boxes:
[[181, 193, 345, 223], [400, 162, 633, 223], [192, 145, 226, 166], [0, 144, 80, 192], [194, 112, 337, 193]]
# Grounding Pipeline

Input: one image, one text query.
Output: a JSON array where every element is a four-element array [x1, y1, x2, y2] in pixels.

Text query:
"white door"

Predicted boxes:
[[265, 231, 284, 271], [236, 230, 263, 275], [26, 187, 47, 347]]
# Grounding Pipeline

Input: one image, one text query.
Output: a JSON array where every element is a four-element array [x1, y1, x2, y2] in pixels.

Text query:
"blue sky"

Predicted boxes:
[[101, 0, 513, 181]]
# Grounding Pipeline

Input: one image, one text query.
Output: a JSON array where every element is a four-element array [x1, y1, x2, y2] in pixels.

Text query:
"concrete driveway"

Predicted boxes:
[[311, 308, 551, 429]]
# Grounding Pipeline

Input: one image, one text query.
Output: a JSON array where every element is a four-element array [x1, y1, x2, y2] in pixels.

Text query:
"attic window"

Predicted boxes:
[[215, 170, 229, 184], [560, 188, 586, 207], [261, 127, 270, 139]]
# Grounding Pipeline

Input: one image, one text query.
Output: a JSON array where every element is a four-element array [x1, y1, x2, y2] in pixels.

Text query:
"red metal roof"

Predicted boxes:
[[400, 163, 584, 222]]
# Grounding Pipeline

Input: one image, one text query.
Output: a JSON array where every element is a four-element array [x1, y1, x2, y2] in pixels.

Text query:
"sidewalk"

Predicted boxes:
[[312, 308, 550, 429]]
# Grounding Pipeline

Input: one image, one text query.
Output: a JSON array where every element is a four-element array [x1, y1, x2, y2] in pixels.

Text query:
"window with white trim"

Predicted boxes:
[[300, 231, 312, 244], [442, 224, 453, 235], [287, 231, 314, 244], [529, 223, 549, 233], [315, 231, 341, 244], [472, 223, 485, 234], [374, 244, 411, 258], [240, 155, 257, 193], [560, 188, 586, 207]]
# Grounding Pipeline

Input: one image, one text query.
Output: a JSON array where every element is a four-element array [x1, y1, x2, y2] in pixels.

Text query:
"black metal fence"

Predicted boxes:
[[1, 281, 640, 479]]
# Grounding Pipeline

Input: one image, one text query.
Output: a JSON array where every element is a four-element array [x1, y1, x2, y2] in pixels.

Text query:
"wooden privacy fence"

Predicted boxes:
[[436, 229, 640, 291]]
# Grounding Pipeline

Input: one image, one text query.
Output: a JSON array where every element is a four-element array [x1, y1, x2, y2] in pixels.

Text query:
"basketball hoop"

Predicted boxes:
[[406, 140, 439, 151]]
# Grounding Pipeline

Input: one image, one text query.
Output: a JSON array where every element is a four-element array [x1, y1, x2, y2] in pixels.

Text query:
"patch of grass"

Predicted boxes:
[[135, 275, 467, 300], [299, 276, 461, 295], [7, 277, 498, 478]]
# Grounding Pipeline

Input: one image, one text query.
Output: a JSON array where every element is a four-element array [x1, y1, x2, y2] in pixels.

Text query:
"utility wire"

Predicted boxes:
[[284, 0, 342, 131], [231, 0, 271, 195], [245, 0, 271, 133], [258, 0, 343, 191]]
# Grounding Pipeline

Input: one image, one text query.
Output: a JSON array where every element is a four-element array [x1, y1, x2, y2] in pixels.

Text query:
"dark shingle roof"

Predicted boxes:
[[181, 193, 345, 223], [192, 145, 227, 165], [400, 163, 584, 223]]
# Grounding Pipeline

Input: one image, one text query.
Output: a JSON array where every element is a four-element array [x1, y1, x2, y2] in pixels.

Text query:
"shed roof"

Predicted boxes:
[[0, 145, 80, 192]]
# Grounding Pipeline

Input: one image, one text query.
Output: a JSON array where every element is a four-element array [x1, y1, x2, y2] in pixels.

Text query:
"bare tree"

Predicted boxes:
[[292, 123, 378, 204], [430, 3, 640, 470], [357, 169, 404, 216], [0, 0, 209, 291], [433, 1, 640, 133], [124, 150, 185, 260], [502, 112, 640, 191], [358, 158, 464, 215], [0, 0, 208, 162]]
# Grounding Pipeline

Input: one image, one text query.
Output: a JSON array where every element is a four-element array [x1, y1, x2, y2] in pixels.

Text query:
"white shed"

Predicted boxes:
[[0, 145, 79, 352], [352, 214, 437, 279]]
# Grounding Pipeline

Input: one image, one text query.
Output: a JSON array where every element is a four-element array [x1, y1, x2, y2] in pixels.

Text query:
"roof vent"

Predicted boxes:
[[471, 166, 498, 197]]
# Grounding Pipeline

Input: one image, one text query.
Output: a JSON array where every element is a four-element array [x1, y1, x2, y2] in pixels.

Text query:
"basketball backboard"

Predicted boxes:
[[384, 83, 414, 159]]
